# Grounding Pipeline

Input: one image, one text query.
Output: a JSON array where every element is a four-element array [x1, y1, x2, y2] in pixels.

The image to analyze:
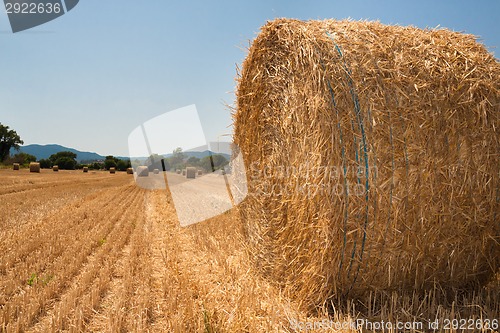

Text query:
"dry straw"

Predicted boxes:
[[83, 167, 89, 173], [29, 162, 40, 173], [136, 166, 149, 177], [186, 167, 197, 179], [234, 19, 499, 309], [126, 168, 133, 174], [176, 169, 181, 174], [153, 168, 160, 174], [198, 170, 203, 176], [109, 167, 116, 174], [13, 163, 19, 170], [182, 169, 186, 176], [53, 165, 59, 172]]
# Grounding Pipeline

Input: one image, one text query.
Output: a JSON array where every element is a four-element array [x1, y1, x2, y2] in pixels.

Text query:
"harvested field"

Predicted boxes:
[[0, 169, 497, 332]]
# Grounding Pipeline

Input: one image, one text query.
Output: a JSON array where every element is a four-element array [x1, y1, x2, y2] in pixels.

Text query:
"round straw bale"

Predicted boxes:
[[13, 163, 20, 170], [109, 167, 116, 174], [126, 167, 133, 174], [234, 19, 499, 308], [176, 169, 181, 174], [186, 167, 197, 179], [197, 170, 203, 176], [136, 166, 149, 177], [29, 162, 40, 173], [52, 165, 59, 172], [83, 167, 89, 173], [153, 168, 160, 174]]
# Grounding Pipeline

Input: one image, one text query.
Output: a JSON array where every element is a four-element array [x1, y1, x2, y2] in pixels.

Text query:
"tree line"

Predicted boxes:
[[1, 123, 228, 172], [0, 123, 132, 170], [140, 147, 229, 173]]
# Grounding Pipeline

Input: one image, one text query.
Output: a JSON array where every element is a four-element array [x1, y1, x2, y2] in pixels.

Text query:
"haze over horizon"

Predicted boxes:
[[2, 0, 498, 157], [15, 141, 234, 160]]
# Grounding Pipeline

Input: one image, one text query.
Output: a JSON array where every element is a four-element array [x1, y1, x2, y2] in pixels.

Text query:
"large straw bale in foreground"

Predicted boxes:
[[234, 19, 499, 308]]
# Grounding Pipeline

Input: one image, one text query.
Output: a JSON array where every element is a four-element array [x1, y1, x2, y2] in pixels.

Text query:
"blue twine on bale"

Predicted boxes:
[[326, 31, 371, 291]]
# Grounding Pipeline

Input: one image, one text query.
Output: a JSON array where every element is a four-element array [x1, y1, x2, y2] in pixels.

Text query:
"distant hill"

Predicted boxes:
[[165, 150, 231, 160], [11, 144, 105, 162], [11, 144, 230, 163]]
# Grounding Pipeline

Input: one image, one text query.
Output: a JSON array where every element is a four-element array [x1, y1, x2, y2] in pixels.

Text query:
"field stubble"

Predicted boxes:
[[0, 169, 497, 332]]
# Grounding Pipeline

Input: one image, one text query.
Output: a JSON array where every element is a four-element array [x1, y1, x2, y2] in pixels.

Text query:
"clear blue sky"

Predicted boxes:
[[1, 0, 498, 156]]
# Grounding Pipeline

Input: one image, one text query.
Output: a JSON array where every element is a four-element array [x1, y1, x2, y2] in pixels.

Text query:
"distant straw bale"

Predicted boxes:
[[136, 166, 149, 177], [186, 167, 197, 179], [29, 162, 40, 173]]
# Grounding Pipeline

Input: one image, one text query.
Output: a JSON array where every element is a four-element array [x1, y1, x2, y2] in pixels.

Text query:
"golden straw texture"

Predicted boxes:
[[234, 19, 499, 310]]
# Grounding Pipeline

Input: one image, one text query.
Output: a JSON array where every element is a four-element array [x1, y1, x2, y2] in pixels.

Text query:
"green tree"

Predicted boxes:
[[39, 158, 51, 169], [0, 123, 23, 162], [105, 155, 121, 163], [7, 152, 36, 165], [146, 153, 167, 171], [200, 154, 228, 172], [170, 147, 184, 165], [49, 151, 77, 163], [116, 159, 129, 171], [167, 147, 185, 171], [104, 157, 117, 170], [49, 151, 77, 170], [91, 162, 103, 170], [187, 156, 200, 166], [55, 157, 76, 170]]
